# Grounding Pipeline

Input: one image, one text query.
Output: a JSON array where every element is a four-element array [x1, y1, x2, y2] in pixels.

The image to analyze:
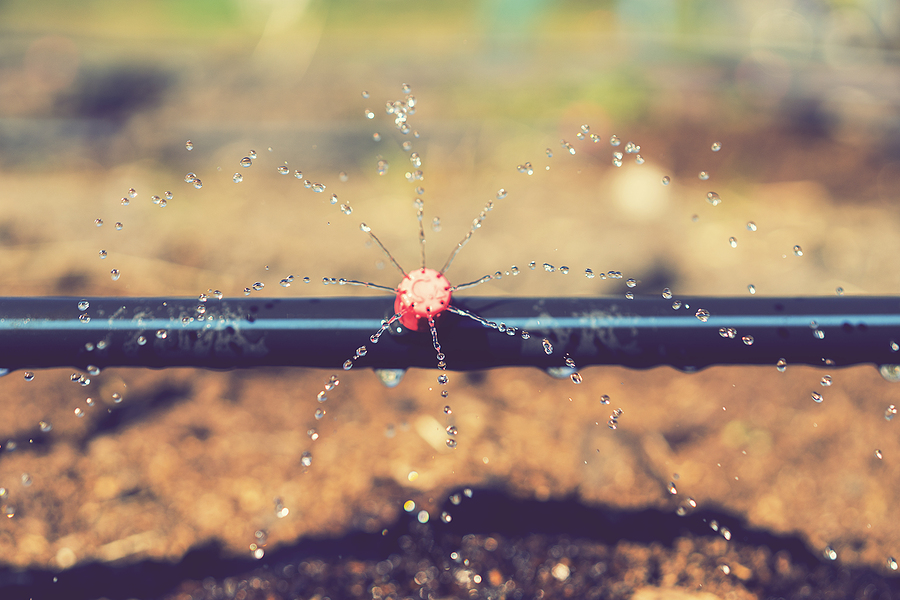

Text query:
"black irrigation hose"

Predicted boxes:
[[1, 295, 898, 374]]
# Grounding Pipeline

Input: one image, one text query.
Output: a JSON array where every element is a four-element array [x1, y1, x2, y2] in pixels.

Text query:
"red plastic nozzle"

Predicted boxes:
[[394, 268, 452, 331]]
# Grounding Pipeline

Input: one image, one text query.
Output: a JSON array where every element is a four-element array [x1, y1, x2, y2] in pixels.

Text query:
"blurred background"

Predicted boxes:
[[2, 0, 900, 597]]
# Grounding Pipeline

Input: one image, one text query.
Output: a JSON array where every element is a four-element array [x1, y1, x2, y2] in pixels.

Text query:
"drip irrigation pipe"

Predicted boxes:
[[0, 296, 898, 374]]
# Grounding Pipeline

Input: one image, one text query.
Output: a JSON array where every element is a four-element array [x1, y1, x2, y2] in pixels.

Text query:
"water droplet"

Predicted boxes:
[[885, 404, 897, 420], [625, 278, 637, 288], [698, 171, 709, 180], [742, 335, 754, 346], [661, 288, 673, 299], [711, 141, 722, 152], [694, 308, 710, 322], [820, 375, 832, 387], [376, 158, 389, 175], [875, 449, 884, 460], [274, 165, 288, 175], [728, 237, 737, 248], [667, 482, 677, 495], [343, 360, 353, 370], [776, 358, 787, 372], [300, 452, 312, 467], [184, 173, 196, 183], [542, 339, 553, 355], [609, 135, 621, 146], [120, 197, 130, 206], [672, 300, 682, 310], [446, 439, 458, 448], [94, 218, 103, 227], [748, 284, 756, 294], [823, 546, 837, 561], [543, 263, 555, 273], [891, 341, 900, 352], [599, 394, 610, 405], [706, 191, 721, 206], [495, 188, 508, 200], [446, 425, 458, 436], [811, 391, 823, 403], [813, 329, 825, 340], [437, 374, 449, 385], [888, 557, 898, 571], [99, 249, 108, 260], [191, 178, 202, 189], [661, 175, 671, 185], [570, 372, 583, 384], [21, 473, 32, 486], [635, 154, 644, 164], [39, 420, 52, 432], [78, 313, 91, 324], [239, 157, 252, 168], [793, 245, 803, 256], [746, 221, 757, 232], [315, 407, 326, 420]]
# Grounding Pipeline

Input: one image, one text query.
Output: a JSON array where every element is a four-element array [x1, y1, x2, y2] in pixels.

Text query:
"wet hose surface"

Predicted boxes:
[[0, 295, 898, 372]]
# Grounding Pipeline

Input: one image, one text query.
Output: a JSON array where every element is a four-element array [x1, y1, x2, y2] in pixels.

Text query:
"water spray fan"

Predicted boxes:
[[5, 84, 898, 383]]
